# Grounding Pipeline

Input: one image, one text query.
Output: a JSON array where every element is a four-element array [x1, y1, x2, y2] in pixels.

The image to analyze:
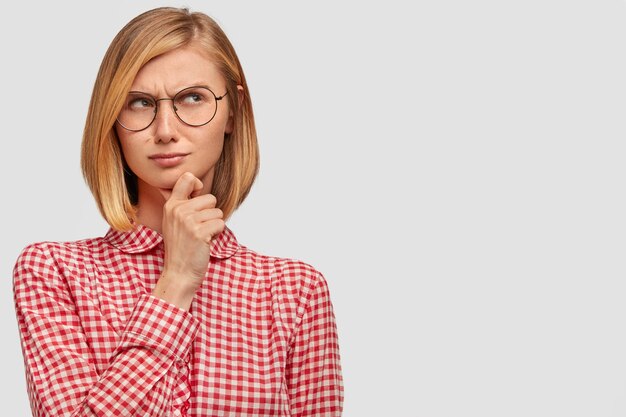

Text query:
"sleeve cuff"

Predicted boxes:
[[118, 294, 199, 360]]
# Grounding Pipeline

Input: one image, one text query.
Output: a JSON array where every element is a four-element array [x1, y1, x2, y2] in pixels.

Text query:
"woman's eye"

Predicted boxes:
[[129, 97, 154, 109], [181, 93, 204, 104]]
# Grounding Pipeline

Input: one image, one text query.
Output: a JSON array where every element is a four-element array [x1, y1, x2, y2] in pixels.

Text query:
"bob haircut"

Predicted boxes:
[[81, 7, 259, 231]]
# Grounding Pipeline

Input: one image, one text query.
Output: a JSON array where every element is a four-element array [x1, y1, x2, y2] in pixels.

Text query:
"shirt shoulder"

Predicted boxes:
[[234, 245, 328, 300], [15, 236, 110, 263], [13, 236, 110, 286]]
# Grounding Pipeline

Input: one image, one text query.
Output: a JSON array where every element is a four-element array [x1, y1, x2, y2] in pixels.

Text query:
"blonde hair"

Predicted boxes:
[[81, 7, 259, 231]]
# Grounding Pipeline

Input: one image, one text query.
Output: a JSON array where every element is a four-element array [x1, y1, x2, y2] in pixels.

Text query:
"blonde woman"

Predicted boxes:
[[13, 7, 343, 417]]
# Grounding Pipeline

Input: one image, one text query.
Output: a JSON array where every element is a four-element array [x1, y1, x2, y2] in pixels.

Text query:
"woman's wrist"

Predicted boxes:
[[152, 272, 197, 311]]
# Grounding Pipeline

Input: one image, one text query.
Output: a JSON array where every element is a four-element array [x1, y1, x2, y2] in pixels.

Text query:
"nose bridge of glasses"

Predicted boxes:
[[155, 96, 176, 108], [153, 97, 179, 119]]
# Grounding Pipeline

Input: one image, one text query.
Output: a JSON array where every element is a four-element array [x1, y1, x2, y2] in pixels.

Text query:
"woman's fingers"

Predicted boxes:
[[169, 172, 204, 202], [181, 193, 218, 211], [189, 208, 224, 223], [166, 194, 220, 229], [197, 218, 226, 244], [184, 209, 224, 241]]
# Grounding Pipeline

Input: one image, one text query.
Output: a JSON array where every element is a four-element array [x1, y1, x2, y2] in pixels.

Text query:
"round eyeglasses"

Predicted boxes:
[[116, 86, 228, 132]]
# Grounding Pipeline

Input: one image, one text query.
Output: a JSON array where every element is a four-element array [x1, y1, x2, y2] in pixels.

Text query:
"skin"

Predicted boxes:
[[115, 44, 240, 310]]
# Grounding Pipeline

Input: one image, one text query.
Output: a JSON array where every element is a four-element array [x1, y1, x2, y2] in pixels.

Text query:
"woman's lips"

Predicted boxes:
[[149, 153, 189, 168]]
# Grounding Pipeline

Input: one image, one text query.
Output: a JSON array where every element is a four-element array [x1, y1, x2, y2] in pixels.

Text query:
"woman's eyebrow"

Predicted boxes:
[[128, 83, 215, 95], [171, 83, 213, 92]]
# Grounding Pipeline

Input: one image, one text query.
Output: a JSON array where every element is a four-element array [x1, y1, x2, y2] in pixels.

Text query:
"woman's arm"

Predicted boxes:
[[286, 273, 344, 417], [14, 243, 198, 417]]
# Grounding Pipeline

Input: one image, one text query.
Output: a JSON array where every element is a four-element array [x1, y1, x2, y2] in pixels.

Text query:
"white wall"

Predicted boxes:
[[1, 1, 626, 416]]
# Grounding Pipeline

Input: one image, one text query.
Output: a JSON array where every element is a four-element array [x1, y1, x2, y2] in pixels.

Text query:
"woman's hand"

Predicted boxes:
[[152, 172, 225, 310]]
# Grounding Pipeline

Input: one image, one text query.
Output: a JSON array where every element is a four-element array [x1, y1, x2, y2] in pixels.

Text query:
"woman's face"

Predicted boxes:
[[115, 45, 232, 198]]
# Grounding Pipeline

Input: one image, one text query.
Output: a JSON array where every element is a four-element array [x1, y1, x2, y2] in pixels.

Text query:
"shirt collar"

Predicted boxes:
[[104, 223, 240, 259]]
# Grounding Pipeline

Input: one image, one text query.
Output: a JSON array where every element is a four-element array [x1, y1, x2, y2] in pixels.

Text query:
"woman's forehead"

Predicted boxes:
[[130, 46, 224, 94]]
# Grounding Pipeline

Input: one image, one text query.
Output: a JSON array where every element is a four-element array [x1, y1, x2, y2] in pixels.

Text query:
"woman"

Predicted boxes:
[[13, 7, 343, 417]]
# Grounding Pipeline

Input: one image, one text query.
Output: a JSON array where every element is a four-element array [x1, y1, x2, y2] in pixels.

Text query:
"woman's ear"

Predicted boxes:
[[225, 85, 244, 134], [236, 84, 244, 106]]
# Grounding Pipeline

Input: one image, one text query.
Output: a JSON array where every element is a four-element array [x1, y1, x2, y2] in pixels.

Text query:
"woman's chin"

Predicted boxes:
[[137, 175, 178, 195], [138, 169, 210, 197]]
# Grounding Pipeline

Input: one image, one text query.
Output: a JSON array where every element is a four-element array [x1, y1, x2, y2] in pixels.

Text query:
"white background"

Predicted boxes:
[[1, 1, 626, 416]]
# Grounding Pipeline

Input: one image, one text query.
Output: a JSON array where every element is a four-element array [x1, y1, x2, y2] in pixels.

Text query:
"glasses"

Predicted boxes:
[[116, 86, 228, 132]]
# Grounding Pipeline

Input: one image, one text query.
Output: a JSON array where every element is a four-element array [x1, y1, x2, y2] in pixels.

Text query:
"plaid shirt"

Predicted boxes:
[[13, 224, 343, 416]]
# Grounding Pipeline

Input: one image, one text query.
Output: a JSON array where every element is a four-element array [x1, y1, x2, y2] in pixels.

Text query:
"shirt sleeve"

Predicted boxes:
[[13, 244, 198, 417], [286, 272, 344, 417]]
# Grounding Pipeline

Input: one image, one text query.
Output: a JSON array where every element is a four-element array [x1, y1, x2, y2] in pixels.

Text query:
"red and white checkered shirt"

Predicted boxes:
[[13, 224, 343, 416]]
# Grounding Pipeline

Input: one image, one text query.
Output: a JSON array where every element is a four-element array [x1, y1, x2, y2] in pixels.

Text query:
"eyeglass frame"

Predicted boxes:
[[116, 85, 229, 132]]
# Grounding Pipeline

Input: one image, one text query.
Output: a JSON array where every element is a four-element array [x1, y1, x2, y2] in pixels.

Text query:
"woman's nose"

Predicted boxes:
[[153, 99, 179, 143]]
